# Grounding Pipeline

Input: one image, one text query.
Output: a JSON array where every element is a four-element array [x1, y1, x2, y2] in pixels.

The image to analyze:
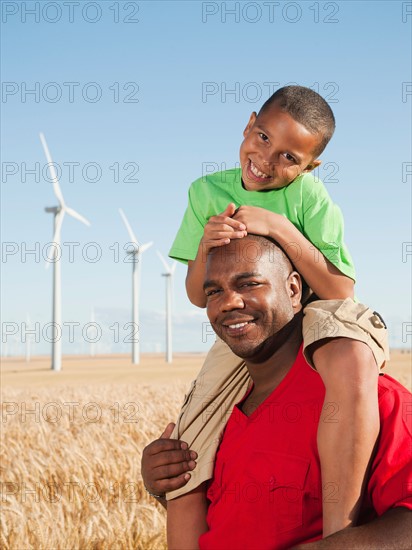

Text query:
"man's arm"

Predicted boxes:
[[294, 507, 412, 549], [233, 206, 354, 300], [167, 483, 209, 550]]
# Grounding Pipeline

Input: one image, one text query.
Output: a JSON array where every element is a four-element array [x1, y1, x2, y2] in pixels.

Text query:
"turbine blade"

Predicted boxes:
[[39, 132, 66, 207], [139, 241, 153, 254], [65, 206, 91, 226], [157, 250, 171, 273], [119, 208, 138, 246], [45, 210, 65, 269], [171, 261, 177, 275]]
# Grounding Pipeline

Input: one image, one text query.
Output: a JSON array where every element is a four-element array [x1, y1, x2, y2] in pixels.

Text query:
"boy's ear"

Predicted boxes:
[[303, 159, 321, 173], [243, 112, 257, 137]]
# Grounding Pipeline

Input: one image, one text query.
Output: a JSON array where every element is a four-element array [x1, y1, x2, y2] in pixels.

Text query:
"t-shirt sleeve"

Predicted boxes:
[[367, 384, 412, 515], [302, 177, 356, 281], [169, 179, 207, 264]]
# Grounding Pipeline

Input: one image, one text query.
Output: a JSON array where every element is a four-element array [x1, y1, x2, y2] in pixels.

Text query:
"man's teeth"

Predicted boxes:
[[250, 162, 270, 179], [228, 322, 249, 329]]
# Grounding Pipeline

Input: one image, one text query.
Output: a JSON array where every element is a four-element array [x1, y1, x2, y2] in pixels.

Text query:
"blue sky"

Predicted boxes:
[[1, 0, 411, 356]]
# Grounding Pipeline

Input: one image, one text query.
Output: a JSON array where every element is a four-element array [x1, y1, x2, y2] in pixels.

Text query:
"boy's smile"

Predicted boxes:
[[239, 102, 322, 191]]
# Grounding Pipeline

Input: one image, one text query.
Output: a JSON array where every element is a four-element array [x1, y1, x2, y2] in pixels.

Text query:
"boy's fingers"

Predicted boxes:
[[157, 472, 192, 494], [221, 202, 237, 217], [212, 216, 246, 230], [150, 449, 197, 469], [206, 231, 246, 243], [160, 422, 175, 439], [145, 438, 188, 456], [154, 460, 197, 481]]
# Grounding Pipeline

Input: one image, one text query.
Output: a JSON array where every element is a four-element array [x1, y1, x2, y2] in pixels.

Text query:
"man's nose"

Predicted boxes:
[[221, 290, 245, 312]]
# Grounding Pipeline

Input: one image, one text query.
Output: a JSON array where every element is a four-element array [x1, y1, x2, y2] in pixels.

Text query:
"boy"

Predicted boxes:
[[163, 86, 389, 543]]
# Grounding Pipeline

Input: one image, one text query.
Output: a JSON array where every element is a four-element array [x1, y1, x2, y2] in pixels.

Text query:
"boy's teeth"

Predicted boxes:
[[228, 322, 249, 329], [251, 162, 269, 178]]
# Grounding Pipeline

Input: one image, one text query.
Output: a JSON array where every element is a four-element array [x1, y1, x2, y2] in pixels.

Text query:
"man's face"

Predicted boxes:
[[204, 238, 301, 359], [239, 102, 322, 191]]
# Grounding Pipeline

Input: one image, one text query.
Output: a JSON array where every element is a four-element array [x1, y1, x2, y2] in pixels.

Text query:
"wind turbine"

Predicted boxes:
[[157, 251, 177, 364], [40, 132, 90, 371], [25, 314, 33, 363], [90, 307, 96, 357], [119, 208, 153, 364]]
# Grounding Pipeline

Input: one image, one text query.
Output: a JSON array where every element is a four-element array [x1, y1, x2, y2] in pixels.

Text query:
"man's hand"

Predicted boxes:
[[201, 203, 247, 253], [141, 423, 198, 497], [233, 205, 286, 237]]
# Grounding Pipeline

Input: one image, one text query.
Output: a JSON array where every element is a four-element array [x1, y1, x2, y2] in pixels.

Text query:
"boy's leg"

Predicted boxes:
[[302, 298, 389, 537], [168, 337, 250, 500]]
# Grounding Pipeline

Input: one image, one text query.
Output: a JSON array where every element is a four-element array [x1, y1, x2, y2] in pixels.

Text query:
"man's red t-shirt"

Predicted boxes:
[[199, 348, 412, 550]]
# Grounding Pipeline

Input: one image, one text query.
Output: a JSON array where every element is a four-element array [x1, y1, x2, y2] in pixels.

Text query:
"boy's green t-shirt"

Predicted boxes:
[[169, 168, 355, 281]]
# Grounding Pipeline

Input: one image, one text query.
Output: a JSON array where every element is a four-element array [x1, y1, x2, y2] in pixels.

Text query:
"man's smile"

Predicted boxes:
[[220, 315, 257, 337]]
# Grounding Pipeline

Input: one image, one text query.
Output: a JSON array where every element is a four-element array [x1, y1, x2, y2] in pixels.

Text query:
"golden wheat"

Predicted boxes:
[[1, 383, 187, 550]]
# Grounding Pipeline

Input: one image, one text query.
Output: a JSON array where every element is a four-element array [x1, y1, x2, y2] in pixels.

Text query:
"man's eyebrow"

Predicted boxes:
[[203, 272, 261, 291], [257, 123, 302, 163], [203, 279, 217, 291], [236, 271, 261, 280]]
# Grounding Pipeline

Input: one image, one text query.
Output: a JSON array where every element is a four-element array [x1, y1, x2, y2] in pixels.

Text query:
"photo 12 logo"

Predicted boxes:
[[2, 160, 140, 184], [201, 2, 340, 24], [201, 81, 339, 104], [1, 82, 140, 104], [1, 2, 140, 24]]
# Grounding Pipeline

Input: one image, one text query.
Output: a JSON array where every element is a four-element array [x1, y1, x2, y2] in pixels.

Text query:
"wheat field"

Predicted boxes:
[[1, 351, 410, 549]]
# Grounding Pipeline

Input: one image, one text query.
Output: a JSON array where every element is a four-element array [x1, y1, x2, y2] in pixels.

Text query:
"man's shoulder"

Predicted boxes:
[[189, 168, 241, 195]]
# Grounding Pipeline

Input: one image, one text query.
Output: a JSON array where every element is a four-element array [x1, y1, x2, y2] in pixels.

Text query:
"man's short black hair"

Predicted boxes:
[[258, 85, 336, 158]]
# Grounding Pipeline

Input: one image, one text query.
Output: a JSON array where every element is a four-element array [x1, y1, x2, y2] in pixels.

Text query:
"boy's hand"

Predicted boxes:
[[201, 203, 247, 253], [233, 206, 286, 237], [141, 422, 198, 496]]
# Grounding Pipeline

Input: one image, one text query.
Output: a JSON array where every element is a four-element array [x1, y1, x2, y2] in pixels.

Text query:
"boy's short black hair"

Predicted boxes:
[[258, 85, 335, 158]]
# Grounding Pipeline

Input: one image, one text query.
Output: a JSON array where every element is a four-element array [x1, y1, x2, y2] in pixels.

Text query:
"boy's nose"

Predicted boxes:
[[261, 156, 277, 170]]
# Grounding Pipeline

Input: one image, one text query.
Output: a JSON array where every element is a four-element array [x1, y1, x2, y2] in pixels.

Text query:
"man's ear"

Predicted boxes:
[[243, 112, 257, 137], [288, 271, 302, 309], [303, 159, 321, 173]]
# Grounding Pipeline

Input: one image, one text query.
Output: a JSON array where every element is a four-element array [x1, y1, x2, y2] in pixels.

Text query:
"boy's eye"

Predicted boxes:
[[258, 132, 269, 143], [282, 152, 296, 163]]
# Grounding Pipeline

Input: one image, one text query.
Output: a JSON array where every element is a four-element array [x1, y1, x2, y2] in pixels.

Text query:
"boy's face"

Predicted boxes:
[[239, 102, 322, 191]]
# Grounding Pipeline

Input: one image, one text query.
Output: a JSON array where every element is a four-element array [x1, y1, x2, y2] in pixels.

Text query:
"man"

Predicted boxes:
[[142, 235, 411, 549]]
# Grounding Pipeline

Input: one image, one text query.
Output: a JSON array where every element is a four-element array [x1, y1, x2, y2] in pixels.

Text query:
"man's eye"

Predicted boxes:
[[258, 132, 269, 143], [205, 289, 220, 297], [240, 282, 259, 288], [282, 152, 296, 163]]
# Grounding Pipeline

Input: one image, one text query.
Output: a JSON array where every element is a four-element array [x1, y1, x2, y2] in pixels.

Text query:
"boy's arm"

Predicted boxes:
[[167, 483, 209, 550], [234, 206, 354, 300], [186, 203, 247, 307]]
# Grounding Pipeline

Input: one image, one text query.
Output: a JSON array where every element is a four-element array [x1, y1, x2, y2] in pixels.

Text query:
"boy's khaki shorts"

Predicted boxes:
[[167, 298, 389, 500]]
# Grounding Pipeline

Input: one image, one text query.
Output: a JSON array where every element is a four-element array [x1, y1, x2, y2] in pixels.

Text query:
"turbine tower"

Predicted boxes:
[[40, 132, 90, 371], [119, 208, 153, 364], [25, 314, 32, 363], [90, 307, 96, 357], [157, 251, 177, 364]]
